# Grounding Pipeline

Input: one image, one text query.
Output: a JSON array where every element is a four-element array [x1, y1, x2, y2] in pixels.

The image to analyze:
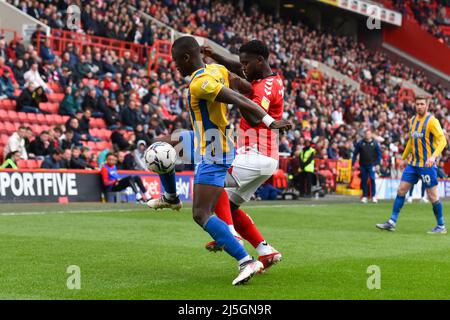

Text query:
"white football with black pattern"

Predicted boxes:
[[144, 142, 177, 174]]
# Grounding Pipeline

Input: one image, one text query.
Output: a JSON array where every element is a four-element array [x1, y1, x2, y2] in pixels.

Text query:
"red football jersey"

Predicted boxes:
[[238, 74, 284, 159]]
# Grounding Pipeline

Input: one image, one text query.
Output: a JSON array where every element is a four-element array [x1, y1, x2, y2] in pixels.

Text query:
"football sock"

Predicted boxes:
[[232, 208, 265, 249], [432, 200, 445, 227], [390, 195, 405, 223], [203, 215, 249, 261], [214, 190, 238, 237], [256, 241, 274, 256], [160, 170, 177, 198]]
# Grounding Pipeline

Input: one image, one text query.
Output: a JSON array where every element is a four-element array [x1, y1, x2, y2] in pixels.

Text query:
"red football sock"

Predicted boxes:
[[232, 208, 265, 248], [214, 190, 234, 226]]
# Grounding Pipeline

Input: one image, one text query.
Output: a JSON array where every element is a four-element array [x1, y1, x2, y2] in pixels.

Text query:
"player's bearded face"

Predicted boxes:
[[415, 100, 427, 116]]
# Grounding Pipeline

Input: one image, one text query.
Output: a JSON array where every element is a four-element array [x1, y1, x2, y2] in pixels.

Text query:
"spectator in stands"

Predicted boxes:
[[352, 129, 382, 204], [279, 136, 291, 154], [82, 88, 102, 117], [0, 151, 21, 169], [120, 100, 140, 130], [24, 62, 50, 92], [79, 108, 101, 142], [12, 59, 27, 87], [59, 85, 79, 116], [327, 142, 340, 160], [100, 152, 149, 204], [111, 127, 131, 151], [0, 69, 15, 99], [117, 149, 137, 170], [4, 126, 28, 160], [60, 148, 72, 169], [29, 130, 54, 159], [70, 146, 94, 169], [32, 85, 48, 107], [60, 129, 80, 149], [297, 140, 316, 197], [74, 54, 94, 81], [134, 140, 148, 171], [40, 38, 56, 64], [17, 82, 39, 113], [0, 57, 16, 84], [41, 148, 63, 169]]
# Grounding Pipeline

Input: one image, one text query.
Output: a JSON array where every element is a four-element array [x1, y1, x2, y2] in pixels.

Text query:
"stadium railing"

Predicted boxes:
[[36, 29, 172, 75]]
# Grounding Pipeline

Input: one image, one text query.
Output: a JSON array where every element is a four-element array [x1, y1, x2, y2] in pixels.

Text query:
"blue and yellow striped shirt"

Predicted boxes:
[[403, 113, 447, 167], [188, 64, 234, 163]]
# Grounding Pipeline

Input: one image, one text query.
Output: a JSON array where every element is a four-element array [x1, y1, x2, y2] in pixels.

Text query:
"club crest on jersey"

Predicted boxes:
[[412, 131, 424, 139]]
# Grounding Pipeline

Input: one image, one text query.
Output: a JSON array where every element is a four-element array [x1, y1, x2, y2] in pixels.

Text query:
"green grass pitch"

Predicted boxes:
[[0, 200, 450, 300]]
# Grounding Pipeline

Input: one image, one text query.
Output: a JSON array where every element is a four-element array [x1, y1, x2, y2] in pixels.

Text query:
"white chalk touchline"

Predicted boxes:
[[0, 203, 327, 217]]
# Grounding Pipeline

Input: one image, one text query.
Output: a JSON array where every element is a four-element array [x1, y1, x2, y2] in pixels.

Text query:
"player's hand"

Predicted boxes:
[[200, 45, 214, 57], [426, 156, 437, 168], [269, 119, 292, 133]]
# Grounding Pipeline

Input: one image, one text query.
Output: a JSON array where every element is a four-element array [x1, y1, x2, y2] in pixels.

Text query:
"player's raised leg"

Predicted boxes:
[[147, 134, 184, 210]]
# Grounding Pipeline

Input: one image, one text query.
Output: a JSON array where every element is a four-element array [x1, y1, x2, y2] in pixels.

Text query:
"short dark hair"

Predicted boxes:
[[239, 40, 270, 60], [52, 148, 63, 155], [106, 152, 117, 159], [415, 95, 430, 102]]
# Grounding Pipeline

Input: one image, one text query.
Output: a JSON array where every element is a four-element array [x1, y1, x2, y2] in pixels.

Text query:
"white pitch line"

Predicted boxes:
[[0, 203, 328, 217]]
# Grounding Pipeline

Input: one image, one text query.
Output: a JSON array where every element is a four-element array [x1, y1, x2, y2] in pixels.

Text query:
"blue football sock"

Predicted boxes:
[[204, 215, 249, 261], [390, 195, 406, 223], [160, 170, 177, 195], [432, 201, 445, 227]]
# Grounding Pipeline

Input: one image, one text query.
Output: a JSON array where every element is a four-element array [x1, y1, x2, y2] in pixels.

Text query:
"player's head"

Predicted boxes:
[[239, 40, 270, 81], [171, 36, 202, 77], [106, 153, 117, 166], [364, 129, 372, 141], [415, 95, 429, 116]]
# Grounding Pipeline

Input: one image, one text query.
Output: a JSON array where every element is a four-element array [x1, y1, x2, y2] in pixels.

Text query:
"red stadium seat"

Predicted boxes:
[[26, 112, 38, 123], [17, 112, 28, 123], [0, 99, 15, 110], [1, 134, 9, 145], [0, 123, 5, 134], [4, 122, 14, 134], [0, 109, 8, 121], [61, 115, 70, 124], [48, 82, 63, 93], [46, 114, 57, 125], [36, 113, 47, 124], [47, 93, 64, 103], [7, 110, 16, 121]]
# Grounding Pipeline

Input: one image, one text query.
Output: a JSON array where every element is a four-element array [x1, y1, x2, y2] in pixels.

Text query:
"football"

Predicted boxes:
[[144, 142, 177, 174]]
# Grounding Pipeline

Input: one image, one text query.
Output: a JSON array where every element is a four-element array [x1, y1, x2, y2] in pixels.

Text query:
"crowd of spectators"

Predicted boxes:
[[2, 0, 450, 180], [390, 0, 450, 45]]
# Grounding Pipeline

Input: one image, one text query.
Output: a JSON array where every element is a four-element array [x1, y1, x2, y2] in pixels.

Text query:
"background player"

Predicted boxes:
[[170, 36, 291, 285], [376, 96, 447, 234]]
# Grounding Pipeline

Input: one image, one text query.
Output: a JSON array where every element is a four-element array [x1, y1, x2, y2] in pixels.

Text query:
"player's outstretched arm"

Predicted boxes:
[[228, 72, 253, 95], [201, 45, 246, 78], [215, 85, 291, 132]]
